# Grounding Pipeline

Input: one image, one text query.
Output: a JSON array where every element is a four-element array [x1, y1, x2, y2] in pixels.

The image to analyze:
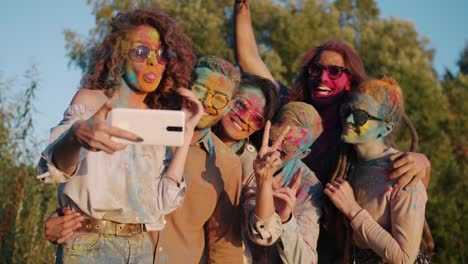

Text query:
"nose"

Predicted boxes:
[[203, 93, 213, 108], [147, 51, 156, 66], [345, 113, 355, 125], [320, 68, 330, 83]]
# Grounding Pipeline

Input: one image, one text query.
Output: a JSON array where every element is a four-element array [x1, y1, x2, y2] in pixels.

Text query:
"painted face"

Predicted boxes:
[[270, 122, 314, 164], [193, 67, 236, 129], [307, 50, 351, 107], [122, 25, 166, 94], [219, 86, 266, 141], [341, 93, 388, 144]]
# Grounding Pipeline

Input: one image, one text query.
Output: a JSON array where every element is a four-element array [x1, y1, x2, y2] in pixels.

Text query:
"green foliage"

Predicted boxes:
[[0, 68, 58, 263], [430, 62, 468, 263], [457, 42, 468, 74]]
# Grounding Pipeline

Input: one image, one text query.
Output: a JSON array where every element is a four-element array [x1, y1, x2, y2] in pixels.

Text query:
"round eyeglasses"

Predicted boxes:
[[230, 98, 265, 130], [128, 45, 169, 65], [191, 83, 230, 110], [269, 126, 300, 155]]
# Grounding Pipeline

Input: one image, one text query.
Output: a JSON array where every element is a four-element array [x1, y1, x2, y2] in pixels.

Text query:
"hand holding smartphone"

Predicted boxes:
[[107, 109, 185, 146]]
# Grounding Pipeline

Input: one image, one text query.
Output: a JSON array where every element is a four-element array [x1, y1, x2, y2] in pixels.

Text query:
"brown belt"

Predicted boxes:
[[76, 218, 146, 237]]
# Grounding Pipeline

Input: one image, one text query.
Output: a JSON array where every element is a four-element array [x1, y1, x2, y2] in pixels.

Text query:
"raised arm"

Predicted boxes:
[[163, 88, 203, 185], [233, 0, 277, 85], [50, 89, 140, 175]]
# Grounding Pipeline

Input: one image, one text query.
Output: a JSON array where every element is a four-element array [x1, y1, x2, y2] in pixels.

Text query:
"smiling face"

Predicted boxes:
[[219, 86, 266, 141], [193, 67, 236, 130], [307, 50, 351, 107], [341, 93, 389, 144], [122, 25, 166, 94]]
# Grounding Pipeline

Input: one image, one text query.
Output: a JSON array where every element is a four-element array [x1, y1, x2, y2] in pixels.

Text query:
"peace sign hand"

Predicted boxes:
[[272, 167, 303, 222], [253, 121, 290, 183]]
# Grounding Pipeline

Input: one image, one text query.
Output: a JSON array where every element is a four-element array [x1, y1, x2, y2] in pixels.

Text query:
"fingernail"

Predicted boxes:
[[137, 137, 144, 142]]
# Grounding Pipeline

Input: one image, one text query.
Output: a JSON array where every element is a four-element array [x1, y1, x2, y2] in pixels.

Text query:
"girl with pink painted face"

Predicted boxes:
[[324, 77, 429, 263], [214, 74, 280, 263], [216, 74, 280, 185], [37, 9, 203, 263]]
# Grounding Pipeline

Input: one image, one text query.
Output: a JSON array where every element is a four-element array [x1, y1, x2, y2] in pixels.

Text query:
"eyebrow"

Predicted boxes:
[[131, 41, 162, 50]]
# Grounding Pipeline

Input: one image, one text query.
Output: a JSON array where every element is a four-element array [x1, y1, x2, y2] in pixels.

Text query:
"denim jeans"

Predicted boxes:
[[56, 232, 153, 264]]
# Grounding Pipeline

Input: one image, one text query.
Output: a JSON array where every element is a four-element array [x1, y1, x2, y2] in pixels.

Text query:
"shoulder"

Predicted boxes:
[[211, 133, 242, 170], [391, 181, 427, 203], [70, 88, 108, 108], [212, 134, 241, 162], [239, 142, 257, 162]]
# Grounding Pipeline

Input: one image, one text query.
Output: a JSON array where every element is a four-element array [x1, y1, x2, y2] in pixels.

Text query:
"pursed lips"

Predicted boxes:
[[143, 72, 157, 83]]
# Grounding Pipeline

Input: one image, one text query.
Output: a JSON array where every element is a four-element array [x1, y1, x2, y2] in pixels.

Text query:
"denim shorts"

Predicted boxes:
[[56, 232, 153, 264]]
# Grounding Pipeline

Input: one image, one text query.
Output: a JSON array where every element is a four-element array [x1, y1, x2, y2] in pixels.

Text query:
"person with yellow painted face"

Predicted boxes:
[[37, 9, 203, 263]]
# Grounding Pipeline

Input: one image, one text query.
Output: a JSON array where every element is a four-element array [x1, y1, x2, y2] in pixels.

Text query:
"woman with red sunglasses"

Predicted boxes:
[[37, 9, 203, 263], [233, 0, 431, 262]]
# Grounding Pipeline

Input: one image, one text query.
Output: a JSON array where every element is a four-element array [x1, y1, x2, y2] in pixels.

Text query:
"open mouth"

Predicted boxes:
[[314, 85, 332, 95], [230, 115, 248, 131]]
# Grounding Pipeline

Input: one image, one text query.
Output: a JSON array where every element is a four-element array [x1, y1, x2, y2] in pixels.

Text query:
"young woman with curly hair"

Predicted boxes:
[[37, 9, 203, 263]]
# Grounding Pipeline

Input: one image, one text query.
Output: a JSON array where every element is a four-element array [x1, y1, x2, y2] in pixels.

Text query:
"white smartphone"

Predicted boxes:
[[107, 108, 185, 146]]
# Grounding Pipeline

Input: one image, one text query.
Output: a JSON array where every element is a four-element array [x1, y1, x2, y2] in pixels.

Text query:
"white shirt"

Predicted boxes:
[[37, 104, 186, 230]]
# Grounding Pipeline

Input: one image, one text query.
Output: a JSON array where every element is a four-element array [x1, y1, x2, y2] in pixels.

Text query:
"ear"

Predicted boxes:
[[344, 76, 352, 91], [382, 122, 394, 137], [296, 148, 311, 160]]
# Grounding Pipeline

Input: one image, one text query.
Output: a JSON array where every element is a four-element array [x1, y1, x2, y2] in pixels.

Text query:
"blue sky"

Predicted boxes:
[[1, 0, 467, 152]]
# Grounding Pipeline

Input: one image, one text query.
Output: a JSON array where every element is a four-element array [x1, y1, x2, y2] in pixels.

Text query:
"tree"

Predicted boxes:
[[432, 46, 468, 262], [0, 67, 57, 263], [457, 42, 468, 74]]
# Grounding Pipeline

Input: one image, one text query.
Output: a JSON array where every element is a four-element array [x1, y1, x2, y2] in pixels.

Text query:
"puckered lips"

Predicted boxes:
[[143, 73, 157, 83]]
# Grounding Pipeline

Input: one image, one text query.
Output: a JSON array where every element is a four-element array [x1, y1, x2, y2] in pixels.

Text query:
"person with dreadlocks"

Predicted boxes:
[[244, 102, 324, 263], [324, 77, 429, 263]]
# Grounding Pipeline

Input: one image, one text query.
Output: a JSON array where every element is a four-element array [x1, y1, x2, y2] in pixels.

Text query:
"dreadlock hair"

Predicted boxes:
[[325, 76, 433, 262]]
